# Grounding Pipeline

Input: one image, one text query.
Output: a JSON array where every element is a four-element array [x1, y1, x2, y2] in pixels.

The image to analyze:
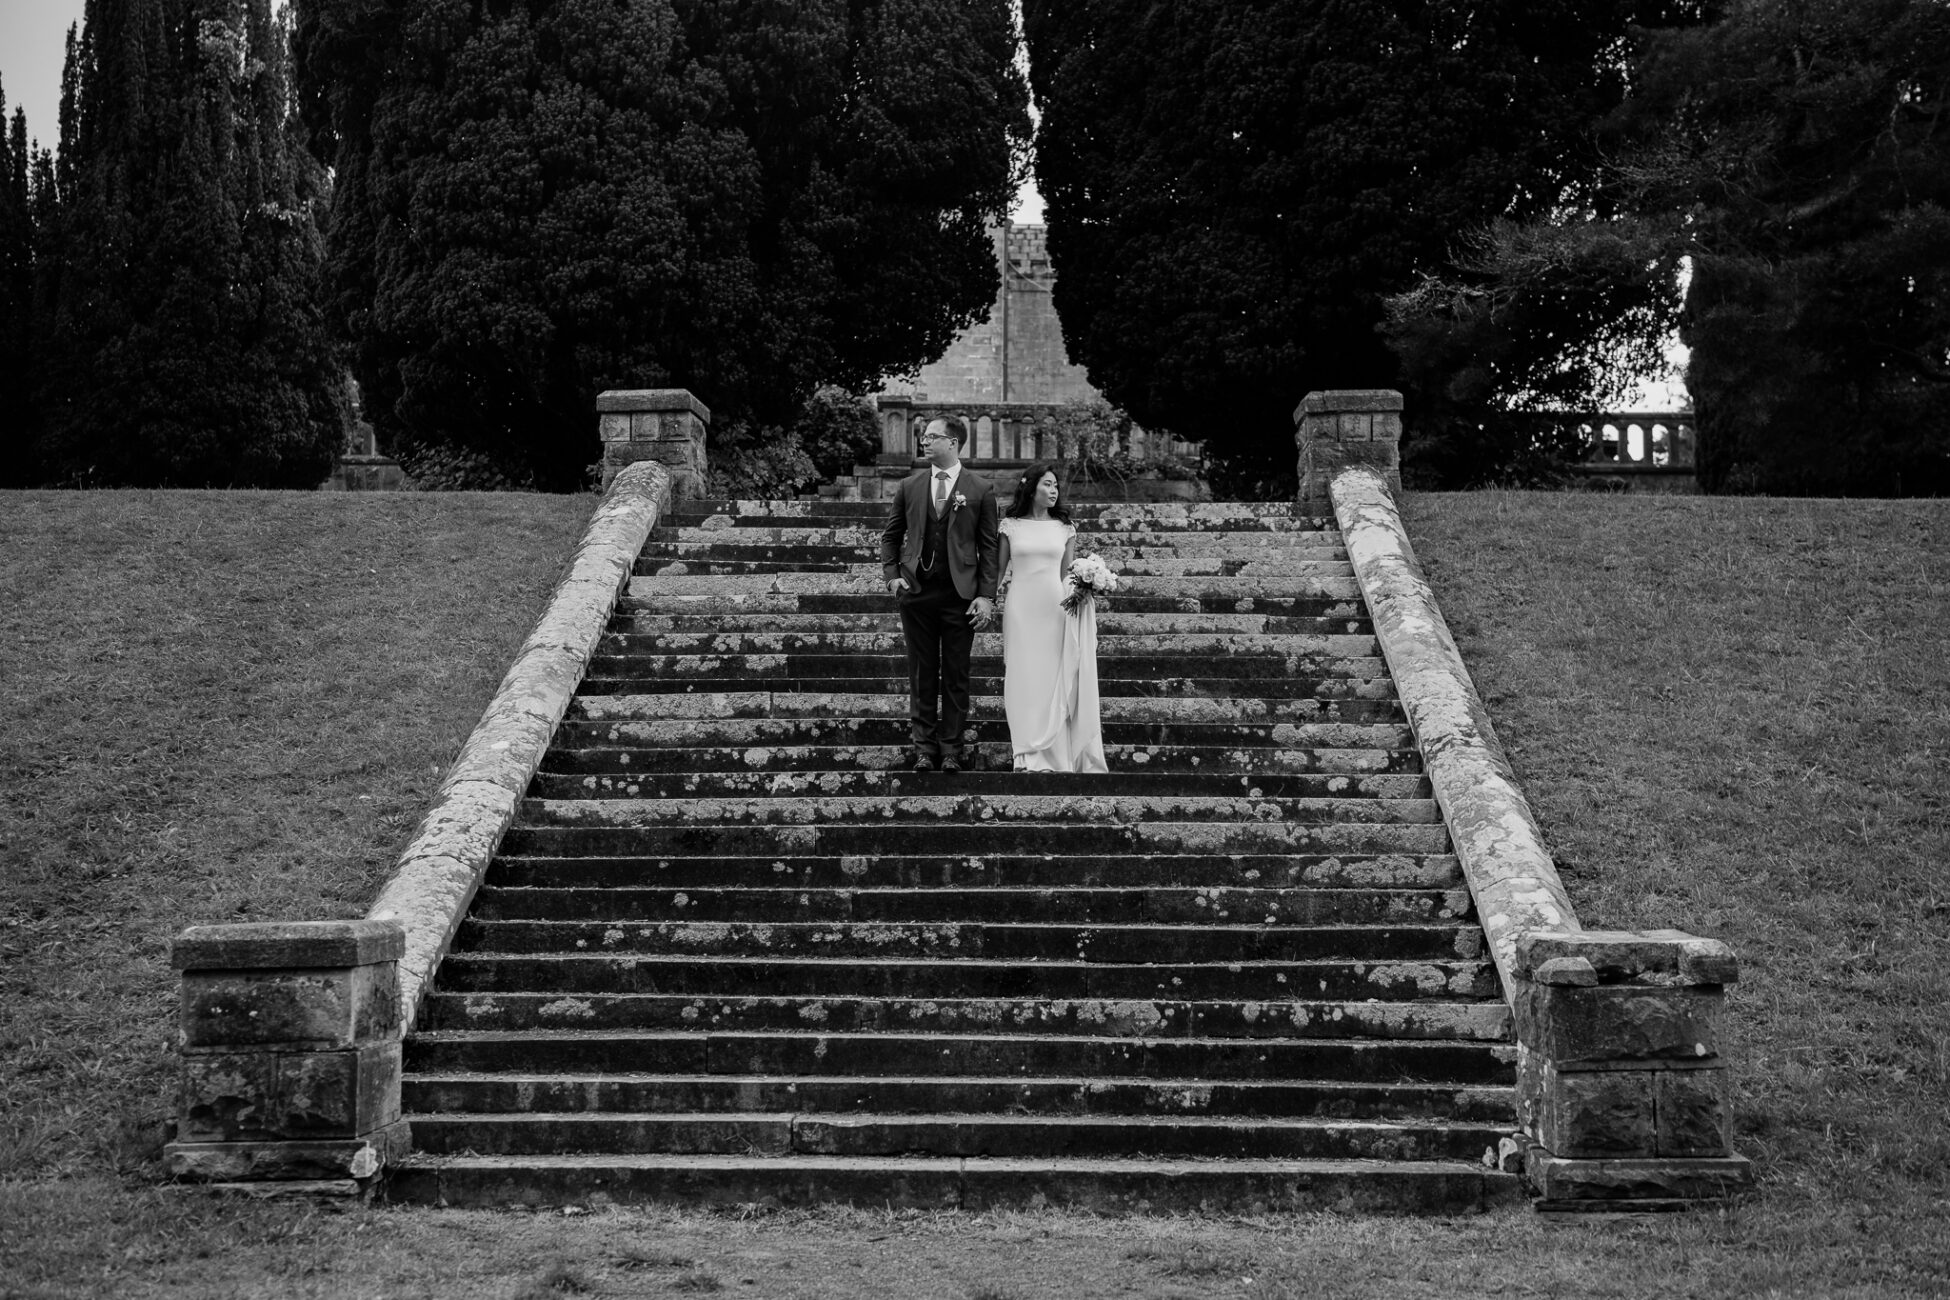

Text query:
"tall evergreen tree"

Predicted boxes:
[[36, 0, 343, 487], [297, 0, 1029, 489], [0, 86, 37, 485], [1384, 0, 1950, 494], [1021, 0, 1707, 458]]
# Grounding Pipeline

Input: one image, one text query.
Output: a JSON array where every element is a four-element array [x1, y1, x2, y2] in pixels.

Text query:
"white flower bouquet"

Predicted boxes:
[[1061, 554, 1119, 614]]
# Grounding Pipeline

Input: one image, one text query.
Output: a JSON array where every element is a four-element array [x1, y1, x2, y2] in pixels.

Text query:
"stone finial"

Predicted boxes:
[[597, 389, 710, 498], [1294, 389, 1403, 513]]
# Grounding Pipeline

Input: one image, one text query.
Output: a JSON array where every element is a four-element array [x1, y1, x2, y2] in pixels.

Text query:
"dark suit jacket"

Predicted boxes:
[[880, 466, 1001, 602]]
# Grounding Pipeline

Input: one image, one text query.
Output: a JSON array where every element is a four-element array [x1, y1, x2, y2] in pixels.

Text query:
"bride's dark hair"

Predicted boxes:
[[1005, 461, 1073, 522]]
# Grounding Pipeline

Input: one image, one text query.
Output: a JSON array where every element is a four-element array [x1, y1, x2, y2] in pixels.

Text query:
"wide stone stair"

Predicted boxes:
[[388, 499, 1521, 1210]]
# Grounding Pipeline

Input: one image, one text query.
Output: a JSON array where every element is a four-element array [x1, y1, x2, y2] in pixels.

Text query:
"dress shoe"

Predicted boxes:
[[940, 756, 962, 773], [912, 755, 937, 772]]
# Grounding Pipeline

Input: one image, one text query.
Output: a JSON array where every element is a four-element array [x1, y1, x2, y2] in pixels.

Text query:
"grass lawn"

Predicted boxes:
[[2, 488, 1946, 1299]]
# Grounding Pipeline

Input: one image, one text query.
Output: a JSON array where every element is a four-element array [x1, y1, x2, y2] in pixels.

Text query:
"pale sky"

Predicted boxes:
[[0, 0, 84, 151]]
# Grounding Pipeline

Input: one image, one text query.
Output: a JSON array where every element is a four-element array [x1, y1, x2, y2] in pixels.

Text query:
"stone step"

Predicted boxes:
[[463, 883, 1469, 926], [405, 1029, 1512, 1083], [643, 533, 1349, 555], [484, 852, 1461, 890], [582, 650, 1388, 678], [419, 992, 1505, 1042], [636, 557, 1357, 578], [553, 718, 1419, 752], [529, 770, 1430, 801], [539, 745, 1423, 776], [401, 1073, 1514, 1122], [576, 677, 1400, 707], [613, 612, 1374, 636], [619, 592, 1366, 617], [405, 1112, 1507, 1162], [667, 500, 1327, 523], [383, 1153, 1521, 1213], [567, 692, 1407, 726], [494, 819, 1453, 858], [596, 631, 1381, 658], [452, 920, 1481, 963], [517, 794, 1443, 829], [430, 955, 1498, 1001], [626, 573, 1365, 600]]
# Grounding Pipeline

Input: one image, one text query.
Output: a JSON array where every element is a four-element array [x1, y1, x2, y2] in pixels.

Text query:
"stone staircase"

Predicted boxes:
[[387, 498, 1521, 1211]]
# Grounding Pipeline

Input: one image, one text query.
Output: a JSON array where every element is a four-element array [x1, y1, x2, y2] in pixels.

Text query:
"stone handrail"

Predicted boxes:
[[366, 457, 672, 1027], [1328, 466, 1577, 1003], [1303, 391, 1749, 1207]]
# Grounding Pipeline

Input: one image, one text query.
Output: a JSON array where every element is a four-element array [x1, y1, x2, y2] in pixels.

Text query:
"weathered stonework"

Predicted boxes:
[[369, 459, 672, 1025], [1329, 458, 1749, 1209], [1296, 391, 1403, 515], [165, 920, 409, 1187], [597, 389, 709, 497]]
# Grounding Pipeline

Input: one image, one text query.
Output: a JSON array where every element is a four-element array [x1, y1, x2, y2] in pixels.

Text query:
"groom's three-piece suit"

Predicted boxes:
[[880, 461, 1001, 763]]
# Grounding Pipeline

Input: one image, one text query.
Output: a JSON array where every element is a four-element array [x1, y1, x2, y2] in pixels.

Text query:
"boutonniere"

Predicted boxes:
[[952, 491, 968, 511]]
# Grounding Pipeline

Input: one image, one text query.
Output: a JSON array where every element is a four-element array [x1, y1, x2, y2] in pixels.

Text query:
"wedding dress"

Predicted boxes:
[[998, 517, 1107, 773]]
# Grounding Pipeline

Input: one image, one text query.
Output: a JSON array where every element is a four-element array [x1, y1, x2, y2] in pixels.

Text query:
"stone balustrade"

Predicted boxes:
[[874, 397, 1197, 465]]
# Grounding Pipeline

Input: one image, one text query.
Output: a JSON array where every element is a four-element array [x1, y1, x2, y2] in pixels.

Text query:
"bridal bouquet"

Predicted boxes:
[[1061, 554, 1119, 614]]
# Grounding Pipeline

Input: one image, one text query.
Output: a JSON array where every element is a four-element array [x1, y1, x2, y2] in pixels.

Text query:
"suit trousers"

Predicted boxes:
[[899, 565, 975, 759]]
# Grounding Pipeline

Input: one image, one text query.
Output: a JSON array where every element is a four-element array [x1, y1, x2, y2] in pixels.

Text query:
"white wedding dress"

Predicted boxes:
[[999, 517, 1107, 773]]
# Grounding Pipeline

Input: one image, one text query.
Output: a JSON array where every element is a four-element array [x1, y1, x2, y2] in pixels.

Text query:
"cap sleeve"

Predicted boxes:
[[1064, 521, 1077, 540], [997, 516, 1017, 539]]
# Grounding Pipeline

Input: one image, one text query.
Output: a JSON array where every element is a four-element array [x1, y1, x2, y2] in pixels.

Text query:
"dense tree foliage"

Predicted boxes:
[[0, 84, 38, 486], [28, 0, 343, 487], [297, 0, 1030, 490], [1388, 0, 1950, 494], [1020, 0, 1706, 462]]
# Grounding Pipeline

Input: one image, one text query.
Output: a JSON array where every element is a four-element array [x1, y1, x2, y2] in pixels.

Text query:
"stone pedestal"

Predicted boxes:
[[1295, 390, 1403, 513], [598, 389, 710, 498], [1514, 929, 1753, 1210], [165, 921, 409, 1191]]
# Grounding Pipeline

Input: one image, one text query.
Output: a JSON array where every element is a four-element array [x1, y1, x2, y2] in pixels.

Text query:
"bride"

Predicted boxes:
[[996, 463, 1107, 773]]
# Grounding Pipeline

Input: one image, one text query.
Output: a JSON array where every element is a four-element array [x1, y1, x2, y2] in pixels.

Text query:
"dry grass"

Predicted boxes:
[[1, 487, 1947, 1298]]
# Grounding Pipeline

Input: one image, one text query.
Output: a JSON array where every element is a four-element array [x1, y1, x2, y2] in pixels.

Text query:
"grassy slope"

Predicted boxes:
[[1, 488, 1946, 1299], [0, 491, 594, 1175], [1404, 491, 1950, 1201]]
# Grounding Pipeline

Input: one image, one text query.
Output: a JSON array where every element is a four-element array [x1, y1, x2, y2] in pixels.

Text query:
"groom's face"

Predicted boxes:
[[923, 423, 961, 468]]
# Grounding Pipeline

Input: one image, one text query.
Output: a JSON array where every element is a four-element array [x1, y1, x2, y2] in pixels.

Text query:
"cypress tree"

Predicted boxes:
[[299, 0, 1028, 489], [37, 0, 342, 487], [0, 87, 36, 484]]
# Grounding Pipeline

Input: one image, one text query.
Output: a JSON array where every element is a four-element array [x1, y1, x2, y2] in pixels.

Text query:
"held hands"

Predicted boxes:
[[968, 597, 994, 629]]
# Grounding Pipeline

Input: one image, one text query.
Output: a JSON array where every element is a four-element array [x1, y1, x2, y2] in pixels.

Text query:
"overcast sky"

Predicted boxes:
[[0, 0, 83, 150]]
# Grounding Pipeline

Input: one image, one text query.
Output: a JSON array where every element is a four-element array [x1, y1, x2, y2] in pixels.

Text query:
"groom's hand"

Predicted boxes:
[[969, 597, 994, 629], [887, 576, 909, 596]]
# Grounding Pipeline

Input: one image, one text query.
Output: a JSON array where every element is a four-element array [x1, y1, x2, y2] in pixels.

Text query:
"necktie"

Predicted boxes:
[[933, 470, 949, 516]]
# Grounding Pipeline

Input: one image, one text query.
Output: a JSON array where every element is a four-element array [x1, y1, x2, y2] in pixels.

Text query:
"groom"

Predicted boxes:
[[880, 416, 1001, 772]]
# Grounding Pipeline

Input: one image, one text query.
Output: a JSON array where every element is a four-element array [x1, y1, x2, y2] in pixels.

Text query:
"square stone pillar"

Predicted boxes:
[[1295, 390, 1403, 513], [164, 920, 409, 1190], [1514, 929, 1754, 1210], [598, 389, 710, 498]]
